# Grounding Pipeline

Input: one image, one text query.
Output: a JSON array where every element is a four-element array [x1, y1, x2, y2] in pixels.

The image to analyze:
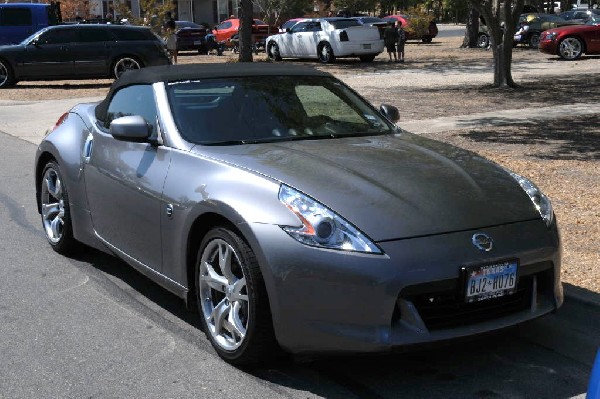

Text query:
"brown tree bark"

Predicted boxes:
[[461, 7, 480, 48], [238, 0, 253, 62]]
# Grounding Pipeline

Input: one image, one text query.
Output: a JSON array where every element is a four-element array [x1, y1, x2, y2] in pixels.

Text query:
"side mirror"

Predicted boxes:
[[286, 28, 292, 33], [110, 115, 151, 141], [380, 104, 400, 123]]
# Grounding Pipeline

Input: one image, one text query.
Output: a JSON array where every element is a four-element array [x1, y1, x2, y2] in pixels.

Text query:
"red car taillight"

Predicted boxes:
[[339, 30, 349, 41], [50, 112, 69, 133]]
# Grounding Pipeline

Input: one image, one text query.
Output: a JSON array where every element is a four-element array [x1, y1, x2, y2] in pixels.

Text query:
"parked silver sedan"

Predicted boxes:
[[35, 63, 563, 365]]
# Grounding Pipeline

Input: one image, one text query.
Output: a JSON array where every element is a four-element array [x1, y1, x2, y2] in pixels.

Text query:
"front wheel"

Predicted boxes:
[[112, 56, 142, 79], [421, 37, 433, 43], [0, 59, 16, 88], [196, 227, 277, 365], [528, 32, 540, 49], [558, 37, 583, 60], [318, 42, 335, 64], [39, 161, 79, 254], [267, 41, 282, 61]]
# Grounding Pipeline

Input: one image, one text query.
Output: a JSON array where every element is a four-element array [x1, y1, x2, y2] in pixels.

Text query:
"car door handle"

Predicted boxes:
[[83, 134, 93, 163]]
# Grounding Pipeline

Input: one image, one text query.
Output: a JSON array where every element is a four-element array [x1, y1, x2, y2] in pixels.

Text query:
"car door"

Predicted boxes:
[[281, 21, 313, 57], [70, 26, 113, 77], [19, 27, 75, 77], [586, 26, 600, 53], [84, 84, 170, 272]]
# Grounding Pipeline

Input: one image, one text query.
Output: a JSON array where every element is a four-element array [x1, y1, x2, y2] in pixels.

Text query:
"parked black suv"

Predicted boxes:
[[0, 24, 170, 88]]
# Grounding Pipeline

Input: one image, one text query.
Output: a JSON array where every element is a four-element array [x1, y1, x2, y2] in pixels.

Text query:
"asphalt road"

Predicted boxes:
[[0, 118, 599, 398]]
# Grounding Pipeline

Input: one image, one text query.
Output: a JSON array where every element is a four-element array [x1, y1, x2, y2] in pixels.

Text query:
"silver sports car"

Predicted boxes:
[[35, 64, 563, 365]]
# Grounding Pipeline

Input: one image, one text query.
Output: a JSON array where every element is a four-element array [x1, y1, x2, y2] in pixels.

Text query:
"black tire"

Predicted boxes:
[[0, 59, 16, 88], [359, 54, 376, 62], [421, 36, 433, 43], [318, 42, 335, 64], [477, 33, 490, 49], [112, 56, 142, 79], [267, 41, 282, 61], [558, 36, 583, 60], [39, 160, 79, 254], [195, 227, 277, 365], [528, 32, 541, 49]]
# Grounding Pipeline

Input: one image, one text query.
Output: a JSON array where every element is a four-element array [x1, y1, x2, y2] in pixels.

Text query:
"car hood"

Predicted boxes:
[[548, 23, 596, 33], [192, 133, 540, 241]]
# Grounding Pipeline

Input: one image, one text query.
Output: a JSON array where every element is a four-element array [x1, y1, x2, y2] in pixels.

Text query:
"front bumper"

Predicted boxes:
[[249, 218, 562, 354]]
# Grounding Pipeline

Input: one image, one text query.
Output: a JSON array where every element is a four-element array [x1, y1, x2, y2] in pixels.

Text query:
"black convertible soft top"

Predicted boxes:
[[95, 63, 331, 121]]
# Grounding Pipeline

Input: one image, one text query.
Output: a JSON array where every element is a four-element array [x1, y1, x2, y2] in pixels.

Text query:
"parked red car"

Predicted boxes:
[[539, 21, 600, 60], [213, 18, 276, 49], [383, 14, 438, 43]]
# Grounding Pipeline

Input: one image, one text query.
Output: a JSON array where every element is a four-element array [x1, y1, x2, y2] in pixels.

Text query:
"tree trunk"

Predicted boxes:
[[461, 6, 480, 48], [238, 0, 253, 62], [492, 41, 516, 87]]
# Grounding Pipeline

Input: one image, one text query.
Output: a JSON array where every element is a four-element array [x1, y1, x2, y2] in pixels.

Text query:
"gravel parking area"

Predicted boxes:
[[1, 29, 598, 293]]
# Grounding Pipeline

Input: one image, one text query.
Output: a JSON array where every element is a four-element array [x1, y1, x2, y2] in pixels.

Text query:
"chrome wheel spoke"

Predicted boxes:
[[211, 298, 229, 335], [218, 244, 236, 283], [230, 277, 248, 303], [225, 302, 246, 341], [201, 261, 228, 292], [50, 214, 63, 238], [42, 202, 60, 219]]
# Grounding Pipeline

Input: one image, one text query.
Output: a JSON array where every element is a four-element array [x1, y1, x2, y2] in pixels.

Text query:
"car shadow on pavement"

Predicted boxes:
[[459, 116, 600, 161]]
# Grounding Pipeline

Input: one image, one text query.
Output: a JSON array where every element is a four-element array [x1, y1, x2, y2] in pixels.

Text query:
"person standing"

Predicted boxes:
[[165, 19, 178, 64], [396, 20, 406, 63], [383, 21, 398, 62]]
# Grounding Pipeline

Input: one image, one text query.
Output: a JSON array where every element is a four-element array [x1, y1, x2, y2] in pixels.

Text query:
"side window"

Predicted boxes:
[[78, 28, 113, 42], [291, 22, 308, 33], [37, 29, 76, 44], [105, 85, 158, 134], [217, 21, 232, 30], [0, 8, 32, 26]]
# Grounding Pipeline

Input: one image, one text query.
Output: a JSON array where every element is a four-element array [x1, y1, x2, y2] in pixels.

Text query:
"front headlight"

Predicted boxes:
[[278, 185, 382, 254], [510, 172, 554, 227]]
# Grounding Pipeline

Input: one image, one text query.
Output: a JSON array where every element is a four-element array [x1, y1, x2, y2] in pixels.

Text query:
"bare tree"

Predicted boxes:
[[239, 0, 254, 62], [470, 0, 523, 87]]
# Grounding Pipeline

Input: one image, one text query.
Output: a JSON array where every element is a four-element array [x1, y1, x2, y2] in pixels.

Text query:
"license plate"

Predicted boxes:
[[463, 260, 518, 303], [362, 44, 371, 49]]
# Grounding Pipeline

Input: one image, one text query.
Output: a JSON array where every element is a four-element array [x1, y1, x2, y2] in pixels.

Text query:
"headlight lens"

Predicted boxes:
[[545, 32, 558, 42], [510, 172, 554, 227], [278, 185, 382, 254]]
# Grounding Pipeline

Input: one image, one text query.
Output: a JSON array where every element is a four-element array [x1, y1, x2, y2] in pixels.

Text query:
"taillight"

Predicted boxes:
[[339, 30, 349, 41], [50, 112, 69, 133]]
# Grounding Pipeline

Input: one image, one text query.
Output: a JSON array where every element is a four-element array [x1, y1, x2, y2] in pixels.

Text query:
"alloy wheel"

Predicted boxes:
[[199, 238, 249, 351], [113, 57, 141, 79], [559, 37, 583, 60], [41, 167, 65, 244]]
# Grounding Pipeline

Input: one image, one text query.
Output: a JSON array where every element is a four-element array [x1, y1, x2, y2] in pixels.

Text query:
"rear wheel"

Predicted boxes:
[[267, 41, 282, 61], [528, 32, 541, 48], [421, 36, 433, 43], [558, 37, 583, 60], [477, 33, 490, 49], [39, 160, 79, 254], [359, 54, 376, 62], [318, 42, 335, 64], [0, 59, 16, 88], [112, 56, 142, 79], [196, 227, 277, 365]]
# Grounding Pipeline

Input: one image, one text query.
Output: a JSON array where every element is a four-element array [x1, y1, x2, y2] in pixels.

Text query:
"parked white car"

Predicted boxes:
[[266, 17, 384, 63]]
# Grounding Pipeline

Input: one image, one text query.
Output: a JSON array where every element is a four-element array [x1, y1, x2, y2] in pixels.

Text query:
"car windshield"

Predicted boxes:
[[166, 76, 393, 145]]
